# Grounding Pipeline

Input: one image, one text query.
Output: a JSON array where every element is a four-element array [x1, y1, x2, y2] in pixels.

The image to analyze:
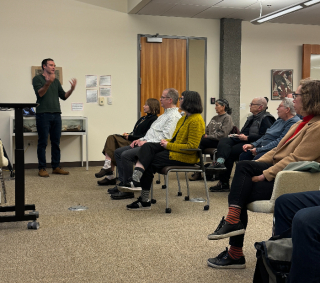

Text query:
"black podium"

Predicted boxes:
[[0, 103, 39, 229]]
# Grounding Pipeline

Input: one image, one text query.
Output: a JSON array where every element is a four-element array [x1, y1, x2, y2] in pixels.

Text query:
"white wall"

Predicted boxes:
[[241, 21, 320, 126], [0, 0, 220, 164]]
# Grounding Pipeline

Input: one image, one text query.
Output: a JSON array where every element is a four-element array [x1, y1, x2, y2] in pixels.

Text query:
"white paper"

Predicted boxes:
[[71, 103, 84, 111], [100, 87, 111, 97], [86, 75, 98, 88], [100, 75, 111, 86], [86, 89, 98, 103]]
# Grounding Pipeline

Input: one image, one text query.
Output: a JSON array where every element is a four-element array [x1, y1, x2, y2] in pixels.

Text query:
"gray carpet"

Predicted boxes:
[[0, 167, 273, 282]]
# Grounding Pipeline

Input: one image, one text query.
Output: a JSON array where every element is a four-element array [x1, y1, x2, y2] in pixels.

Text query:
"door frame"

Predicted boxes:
[[137, 34, 207, 123]]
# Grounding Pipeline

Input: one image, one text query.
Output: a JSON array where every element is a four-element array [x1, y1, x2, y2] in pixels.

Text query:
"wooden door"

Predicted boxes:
[[140, 37, 187, 115]]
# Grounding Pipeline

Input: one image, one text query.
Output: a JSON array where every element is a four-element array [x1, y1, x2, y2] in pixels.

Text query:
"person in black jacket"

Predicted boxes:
[[208, 97, 275, 192], [95, 98, 160, 185]]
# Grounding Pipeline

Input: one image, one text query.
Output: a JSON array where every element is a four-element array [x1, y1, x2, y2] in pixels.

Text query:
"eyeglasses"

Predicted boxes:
[[292, 93, 301, 99], [160, 96, 171, 100], [179, 97, 184, 101], [249, 103, 261, 107]]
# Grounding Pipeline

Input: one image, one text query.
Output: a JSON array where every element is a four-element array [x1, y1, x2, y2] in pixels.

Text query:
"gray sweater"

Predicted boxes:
[[205, 113, 234, 140]]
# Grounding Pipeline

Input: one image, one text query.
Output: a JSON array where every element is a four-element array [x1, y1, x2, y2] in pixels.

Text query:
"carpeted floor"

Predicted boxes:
[[0, 167, 273, 283]]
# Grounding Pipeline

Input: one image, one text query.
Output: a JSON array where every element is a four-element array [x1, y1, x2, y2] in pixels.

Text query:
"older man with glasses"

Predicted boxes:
[[109, 88, 181, 200], [208, 97, 275, 192]]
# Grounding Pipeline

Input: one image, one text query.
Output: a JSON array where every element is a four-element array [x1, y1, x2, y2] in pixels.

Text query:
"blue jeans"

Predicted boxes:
[[36, 113, 62, 169], [274, 191, 320, 283]]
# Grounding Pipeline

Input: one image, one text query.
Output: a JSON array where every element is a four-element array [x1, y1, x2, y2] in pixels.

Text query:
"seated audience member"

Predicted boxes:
[[190, 98, 234, 181], [95, 98, 160, 185], [240, 98, 300, 161], [273, 191, 320, 283], [118, 90, 205, 210], [288, 92, 303, 119], [208, 97, 276, 192], [206, 79, 320, 269], [109, 88, 181, 199]]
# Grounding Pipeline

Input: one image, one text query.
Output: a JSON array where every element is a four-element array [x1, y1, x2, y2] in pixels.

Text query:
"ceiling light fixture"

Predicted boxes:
[[251, 0, 320, 25]]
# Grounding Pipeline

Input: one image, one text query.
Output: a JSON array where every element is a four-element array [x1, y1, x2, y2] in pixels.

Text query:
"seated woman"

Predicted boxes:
[[206, 79, 320, 269], [95, 98, 160, 186], [190, 98, 234, 181], [118, 90, 205, 210]]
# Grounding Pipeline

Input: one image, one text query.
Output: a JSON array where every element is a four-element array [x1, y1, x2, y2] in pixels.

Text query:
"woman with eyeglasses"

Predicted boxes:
[[95, 98, 160, 186], [117, 90, 205, 210], [189, 98, 234, 181], [206, 79, 320, 270]]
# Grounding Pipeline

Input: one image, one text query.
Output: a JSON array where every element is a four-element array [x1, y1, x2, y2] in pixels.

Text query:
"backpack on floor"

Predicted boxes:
[[253, 233, 292, 283]]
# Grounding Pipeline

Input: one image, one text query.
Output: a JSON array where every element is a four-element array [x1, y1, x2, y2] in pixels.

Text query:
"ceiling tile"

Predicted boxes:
[[137, 2, 177, 15], [213, 0, 258, 8], [179, 0, 222, 5], [162, 4, 212, 17], [193, 6, 242, 19]]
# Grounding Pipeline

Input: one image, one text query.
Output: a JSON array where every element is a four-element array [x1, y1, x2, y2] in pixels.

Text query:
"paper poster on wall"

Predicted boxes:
[[71, 103, 84, 111], [100, 87, 111, 97], [86, 89, 98, 103], [100, 75, 111, 86], [86, 75, 98, 88]]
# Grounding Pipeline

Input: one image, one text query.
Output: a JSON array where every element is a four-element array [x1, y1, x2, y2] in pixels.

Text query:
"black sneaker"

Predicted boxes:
[[97, 177, 117, 186], [209, 181, 230, 192], [111, 192, 135, 200], [208, 216, 245, 240], [127, 198, 151, 210], [107, 186, 120, 194], [95, 167, 113, 178], [207, 162, 226, 171], [207, 248, 246, 269], [118, 178, 142, 192]]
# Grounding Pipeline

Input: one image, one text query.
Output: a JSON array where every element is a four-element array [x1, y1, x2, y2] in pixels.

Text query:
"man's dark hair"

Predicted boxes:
[[41, 58, 54, 70], [180, 90, 203, 114]]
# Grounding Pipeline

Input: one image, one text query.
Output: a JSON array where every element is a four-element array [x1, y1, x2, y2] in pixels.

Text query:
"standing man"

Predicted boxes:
[[32, 58, 77, 177]]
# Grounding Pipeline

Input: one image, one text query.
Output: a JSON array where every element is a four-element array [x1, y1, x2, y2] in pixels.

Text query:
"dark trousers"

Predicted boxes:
[[274, 191, 320, 283], [217, 137, 247, 184], [102, 135, 131, 166], [136, 143, 191, 191], [228, 161, 274, 247], [239, 150, 265, 161], [36, 113, 62, 169]]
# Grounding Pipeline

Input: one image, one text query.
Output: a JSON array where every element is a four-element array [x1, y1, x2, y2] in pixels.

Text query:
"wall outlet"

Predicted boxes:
[[99, 97, 105, 106], [107, 97, 112, 105], [26, 140, 35, 146]]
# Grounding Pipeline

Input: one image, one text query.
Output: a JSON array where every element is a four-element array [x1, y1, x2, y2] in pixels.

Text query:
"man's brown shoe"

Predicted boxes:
[[52, 167, 69, 175], [39, 169, 49, 177]]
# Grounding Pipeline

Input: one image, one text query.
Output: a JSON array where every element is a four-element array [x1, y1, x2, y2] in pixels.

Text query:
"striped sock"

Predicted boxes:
[[225, 206, 241, 224], [141, 190, 150, 202], [228, 245, 244, 259], [103, 159, 111, 169]]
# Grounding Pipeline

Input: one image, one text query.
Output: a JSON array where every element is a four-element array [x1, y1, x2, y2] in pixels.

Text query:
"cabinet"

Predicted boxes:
[[10, 116, 88, 170]]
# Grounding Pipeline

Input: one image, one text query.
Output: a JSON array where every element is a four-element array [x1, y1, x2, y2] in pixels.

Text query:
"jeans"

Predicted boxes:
[[227, 160, 274, 247], [274, 191, 320, 283], [114, 146, 140, 183], [239, 150, 265, 161], [36, 113, 62, 169]]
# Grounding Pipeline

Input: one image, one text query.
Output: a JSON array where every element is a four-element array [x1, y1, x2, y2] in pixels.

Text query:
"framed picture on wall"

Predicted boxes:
[[271, 69, 293, 100], [31, 66, 63, 84]]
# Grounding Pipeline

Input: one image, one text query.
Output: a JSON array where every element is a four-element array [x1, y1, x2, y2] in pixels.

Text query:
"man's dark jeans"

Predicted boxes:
[[36, 113, 62, 169], [274, 191, 320, 283]]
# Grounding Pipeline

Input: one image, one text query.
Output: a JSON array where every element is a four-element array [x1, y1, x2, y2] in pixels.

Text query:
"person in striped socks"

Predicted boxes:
[[207, 79, 320, 269]]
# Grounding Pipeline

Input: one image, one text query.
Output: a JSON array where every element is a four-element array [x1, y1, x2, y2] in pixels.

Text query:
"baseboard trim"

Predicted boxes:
[[12, 161, 103, 170]]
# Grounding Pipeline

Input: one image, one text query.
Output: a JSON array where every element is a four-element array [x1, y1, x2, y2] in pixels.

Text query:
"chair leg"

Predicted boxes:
[[150, 181, 156, 204], [165, 173, 171, 213], [184, 172, 190, 201], [176, 172, 182, 196], [0, 168, 7, 204], [156, 173, 161, 184], [203, 172, 210, 211]]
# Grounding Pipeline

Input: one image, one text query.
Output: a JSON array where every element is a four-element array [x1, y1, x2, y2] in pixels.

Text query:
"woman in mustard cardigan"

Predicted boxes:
[[119, 90, 205, 210]]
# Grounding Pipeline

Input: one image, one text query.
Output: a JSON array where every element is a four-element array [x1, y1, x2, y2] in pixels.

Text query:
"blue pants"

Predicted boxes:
[[36, 113, 62, 169], [274, 191, 320, 283]]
